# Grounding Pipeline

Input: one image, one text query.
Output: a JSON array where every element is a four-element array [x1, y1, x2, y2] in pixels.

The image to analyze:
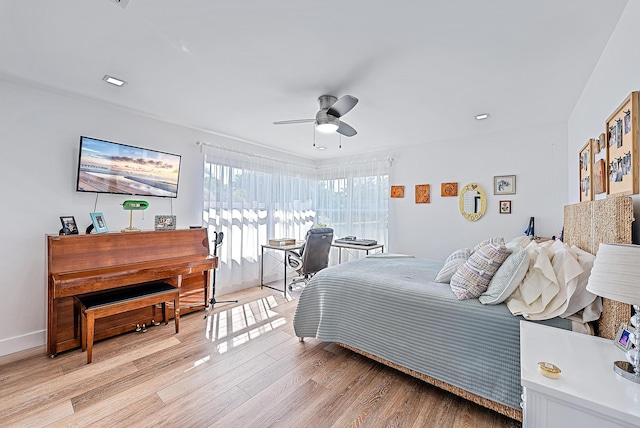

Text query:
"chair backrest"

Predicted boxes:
[[300, 227, 334, 274]]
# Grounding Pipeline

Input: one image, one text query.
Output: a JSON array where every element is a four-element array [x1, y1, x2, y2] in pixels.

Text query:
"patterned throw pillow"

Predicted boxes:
[[435, 248, 471, 283], [479, 249, 530, 305], [472, 237, 505, 253], [450, 243, 511, 300]]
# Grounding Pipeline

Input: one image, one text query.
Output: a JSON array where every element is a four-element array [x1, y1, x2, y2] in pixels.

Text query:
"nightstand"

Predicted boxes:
[[520, 321, 640, 428]]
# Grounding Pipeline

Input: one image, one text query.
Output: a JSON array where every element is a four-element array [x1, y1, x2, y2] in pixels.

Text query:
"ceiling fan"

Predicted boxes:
[[273, 94, 359, 137]]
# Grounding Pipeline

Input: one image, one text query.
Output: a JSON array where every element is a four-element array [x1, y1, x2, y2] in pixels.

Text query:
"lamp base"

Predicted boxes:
[[121, 226, 140, 233], [613, 361, 640, 383]]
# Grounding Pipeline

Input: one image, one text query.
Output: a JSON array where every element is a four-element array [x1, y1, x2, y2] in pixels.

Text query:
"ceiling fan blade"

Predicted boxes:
[[273, 119, 315, 125], [336, 121, 357, 137], [327, 95, 359, 118]]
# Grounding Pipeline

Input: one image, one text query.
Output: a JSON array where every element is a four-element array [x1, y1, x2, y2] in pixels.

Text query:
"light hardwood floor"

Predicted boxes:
[[0, 285, 521, 428]]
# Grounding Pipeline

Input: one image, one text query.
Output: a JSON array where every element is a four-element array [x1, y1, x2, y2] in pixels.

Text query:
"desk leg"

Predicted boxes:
[[260, 246, 264, 289], [283, 257, 287, 298]]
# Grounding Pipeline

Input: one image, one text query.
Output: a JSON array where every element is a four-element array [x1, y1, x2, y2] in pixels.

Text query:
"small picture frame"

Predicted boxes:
[[415, 184, 430, 204], [440, 182, 458, 197], [614, 324, 633, 352], [155, 215, 176, 230], [390, 185, 405, 198], [499, 200, 511, 214], [59, 216, 79, 235], [90, 212, 108, 233], [493, 175, 516, 195]]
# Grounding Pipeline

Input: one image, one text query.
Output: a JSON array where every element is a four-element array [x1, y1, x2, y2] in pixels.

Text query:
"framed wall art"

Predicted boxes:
[[606, 91, 638, 196], [579, 140, 593, 202], [415, 184, 430, 203], [499, 200, 511, 214], [493, 175, 516, 195], [440, 182, 458, 197], [89, 212, 108, 233], [390, 185, 405, 198]]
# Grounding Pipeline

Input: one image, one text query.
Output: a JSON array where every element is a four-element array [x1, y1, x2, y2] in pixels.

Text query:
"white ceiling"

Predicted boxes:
[[0, 0, 628, 159]]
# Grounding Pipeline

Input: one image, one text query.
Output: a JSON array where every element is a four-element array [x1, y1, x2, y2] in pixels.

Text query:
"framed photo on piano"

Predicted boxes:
[[90, 212, 108, 233], [59, 216, 79, 235]]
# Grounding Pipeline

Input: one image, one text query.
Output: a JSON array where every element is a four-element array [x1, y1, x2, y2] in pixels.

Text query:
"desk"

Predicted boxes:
[[331, 242, 384, 263], [260, 242, 304, 297]]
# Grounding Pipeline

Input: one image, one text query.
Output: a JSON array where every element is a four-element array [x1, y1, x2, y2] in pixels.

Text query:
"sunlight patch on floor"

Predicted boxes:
[[205, 295, 286, 354]]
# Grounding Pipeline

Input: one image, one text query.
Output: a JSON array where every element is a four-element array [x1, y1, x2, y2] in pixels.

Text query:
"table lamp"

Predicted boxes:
[[586, 243, 640, 383], [121, 200, 149, 232]]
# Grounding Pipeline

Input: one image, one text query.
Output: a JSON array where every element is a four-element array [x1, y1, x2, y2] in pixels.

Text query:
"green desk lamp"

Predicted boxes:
[[121, 200, 149, 232]]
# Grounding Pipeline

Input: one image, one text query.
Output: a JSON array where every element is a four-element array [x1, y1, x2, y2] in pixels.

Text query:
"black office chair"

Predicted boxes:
[[285, 227, 334, 290], [204, 231, 237, 318]]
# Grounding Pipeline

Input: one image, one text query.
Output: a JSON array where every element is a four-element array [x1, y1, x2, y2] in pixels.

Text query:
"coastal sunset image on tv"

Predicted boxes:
[[76, 136, 181, 198]]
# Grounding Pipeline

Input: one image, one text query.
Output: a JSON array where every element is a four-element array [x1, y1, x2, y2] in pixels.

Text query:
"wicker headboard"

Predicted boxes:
[[563, 196, 634, 339]]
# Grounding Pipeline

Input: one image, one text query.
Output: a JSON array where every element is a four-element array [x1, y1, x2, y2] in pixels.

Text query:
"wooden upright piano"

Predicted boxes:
[[46, 228, 217, 357]]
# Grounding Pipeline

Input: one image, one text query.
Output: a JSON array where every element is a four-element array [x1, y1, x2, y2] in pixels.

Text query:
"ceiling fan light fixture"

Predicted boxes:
[[316, 112, 340, 133]]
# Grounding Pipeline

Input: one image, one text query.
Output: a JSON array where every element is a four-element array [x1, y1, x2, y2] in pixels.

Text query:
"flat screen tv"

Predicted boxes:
[[76, 136, 181, 198]]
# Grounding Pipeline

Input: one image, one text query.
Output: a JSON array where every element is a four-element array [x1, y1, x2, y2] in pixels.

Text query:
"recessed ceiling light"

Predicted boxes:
[[316, 146, 327, 150], [102, 75, 127, 87], [475, 113, 490, 120]]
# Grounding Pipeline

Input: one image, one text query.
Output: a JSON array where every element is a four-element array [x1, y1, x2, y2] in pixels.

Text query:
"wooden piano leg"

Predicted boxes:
[[80, 309, 87, 352], [174, 295, 180, 334], [86, 311, 95, 364]]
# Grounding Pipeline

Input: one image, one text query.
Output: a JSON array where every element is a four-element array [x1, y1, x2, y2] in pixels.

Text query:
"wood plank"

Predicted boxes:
[[2, 286, 520, 427]]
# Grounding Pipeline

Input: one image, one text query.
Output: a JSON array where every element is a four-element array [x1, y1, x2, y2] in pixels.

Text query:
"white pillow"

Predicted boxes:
[[505, 235, 531, 252], [479, 250, 530, 305], [560, 246, 599, 318], [434, 248, 471, 283]]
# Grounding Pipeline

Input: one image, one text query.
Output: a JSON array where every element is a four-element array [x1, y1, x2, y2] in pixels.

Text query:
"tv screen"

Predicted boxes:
[[76, 136, 181, 198]]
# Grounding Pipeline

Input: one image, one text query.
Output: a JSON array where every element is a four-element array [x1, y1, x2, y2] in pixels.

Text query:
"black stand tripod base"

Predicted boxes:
[[204, 297, 238, 318]]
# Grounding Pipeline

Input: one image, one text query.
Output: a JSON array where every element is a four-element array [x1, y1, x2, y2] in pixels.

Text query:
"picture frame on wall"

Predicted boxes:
[[606, 91, 639, 196], [499, 200, 511, 214], [579, 140, 593, 202], [493, 175, 516, 195], [415, 184, 430, 203], [89, 212, 108, 233], [390, 185, 405, 198]]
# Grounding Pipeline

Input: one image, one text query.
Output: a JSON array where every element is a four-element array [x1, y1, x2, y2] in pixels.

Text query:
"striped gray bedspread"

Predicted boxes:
[[293, 257, 571, 410]]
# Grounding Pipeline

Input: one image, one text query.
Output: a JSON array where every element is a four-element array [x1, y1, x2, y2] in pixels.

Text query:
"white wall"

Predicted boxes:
[[0, 78, 310, 356], [388, 122, 568, 260], [568, 1, 640, 242]]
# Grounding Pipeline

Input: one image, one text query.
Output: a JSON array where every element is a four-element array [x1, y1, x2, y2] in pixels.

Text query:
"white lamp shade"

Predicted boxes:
[[586, 243, 640, 306]]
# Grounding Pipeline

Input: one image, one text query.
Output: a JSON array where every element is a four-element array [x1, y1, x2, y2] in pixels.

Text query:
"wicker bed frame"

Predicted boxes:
[[338, 196, 634, 421]]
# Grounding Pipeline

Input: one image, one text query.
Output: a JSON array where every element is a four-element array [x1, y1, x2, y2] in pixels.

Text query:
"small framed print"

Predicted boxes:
[[499, 200, 511, 214], [494, 175, 516, 195], [614, 324, 633, 352], [390, 185, 405, 198], [155, 215, 176, 230], [59, 216, 79, 235], [90, 212, 108, 233], [415, 184, 430, 203], [441, 182, 458, 197]]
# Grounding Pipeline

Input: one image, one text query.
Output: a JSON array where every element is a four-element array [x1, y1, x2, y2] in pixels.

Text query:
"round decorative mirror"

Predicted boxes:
[[459, 183, 487, 222]]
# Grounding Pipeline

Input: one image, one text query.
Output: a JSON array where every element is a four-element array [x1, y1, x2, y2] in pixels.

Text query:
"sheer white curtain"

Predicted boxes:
[[315, 158, 390, 263], [203, 144, 389, 293]]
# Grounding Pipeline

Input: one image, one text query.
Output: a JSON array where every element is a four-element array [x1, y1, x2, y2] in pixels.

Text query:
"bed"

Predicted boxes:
[[293, 196, 634, 421]]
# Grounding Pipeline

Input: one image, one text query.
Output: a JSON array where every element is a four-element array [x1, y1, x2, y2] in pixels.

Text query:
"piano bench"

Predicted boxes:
[[73, 281, 180, 364]]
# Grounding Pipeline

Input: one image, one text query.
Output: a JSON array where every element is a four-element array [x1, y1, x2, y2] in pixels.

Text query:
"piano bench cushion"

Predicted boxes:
[[75, 281, 178, 311]]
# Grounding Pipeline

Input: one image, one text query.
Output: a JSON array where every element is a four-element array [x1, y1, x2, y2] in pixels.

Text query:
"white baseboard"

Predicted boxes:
[[0, 330, 46, 357]]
